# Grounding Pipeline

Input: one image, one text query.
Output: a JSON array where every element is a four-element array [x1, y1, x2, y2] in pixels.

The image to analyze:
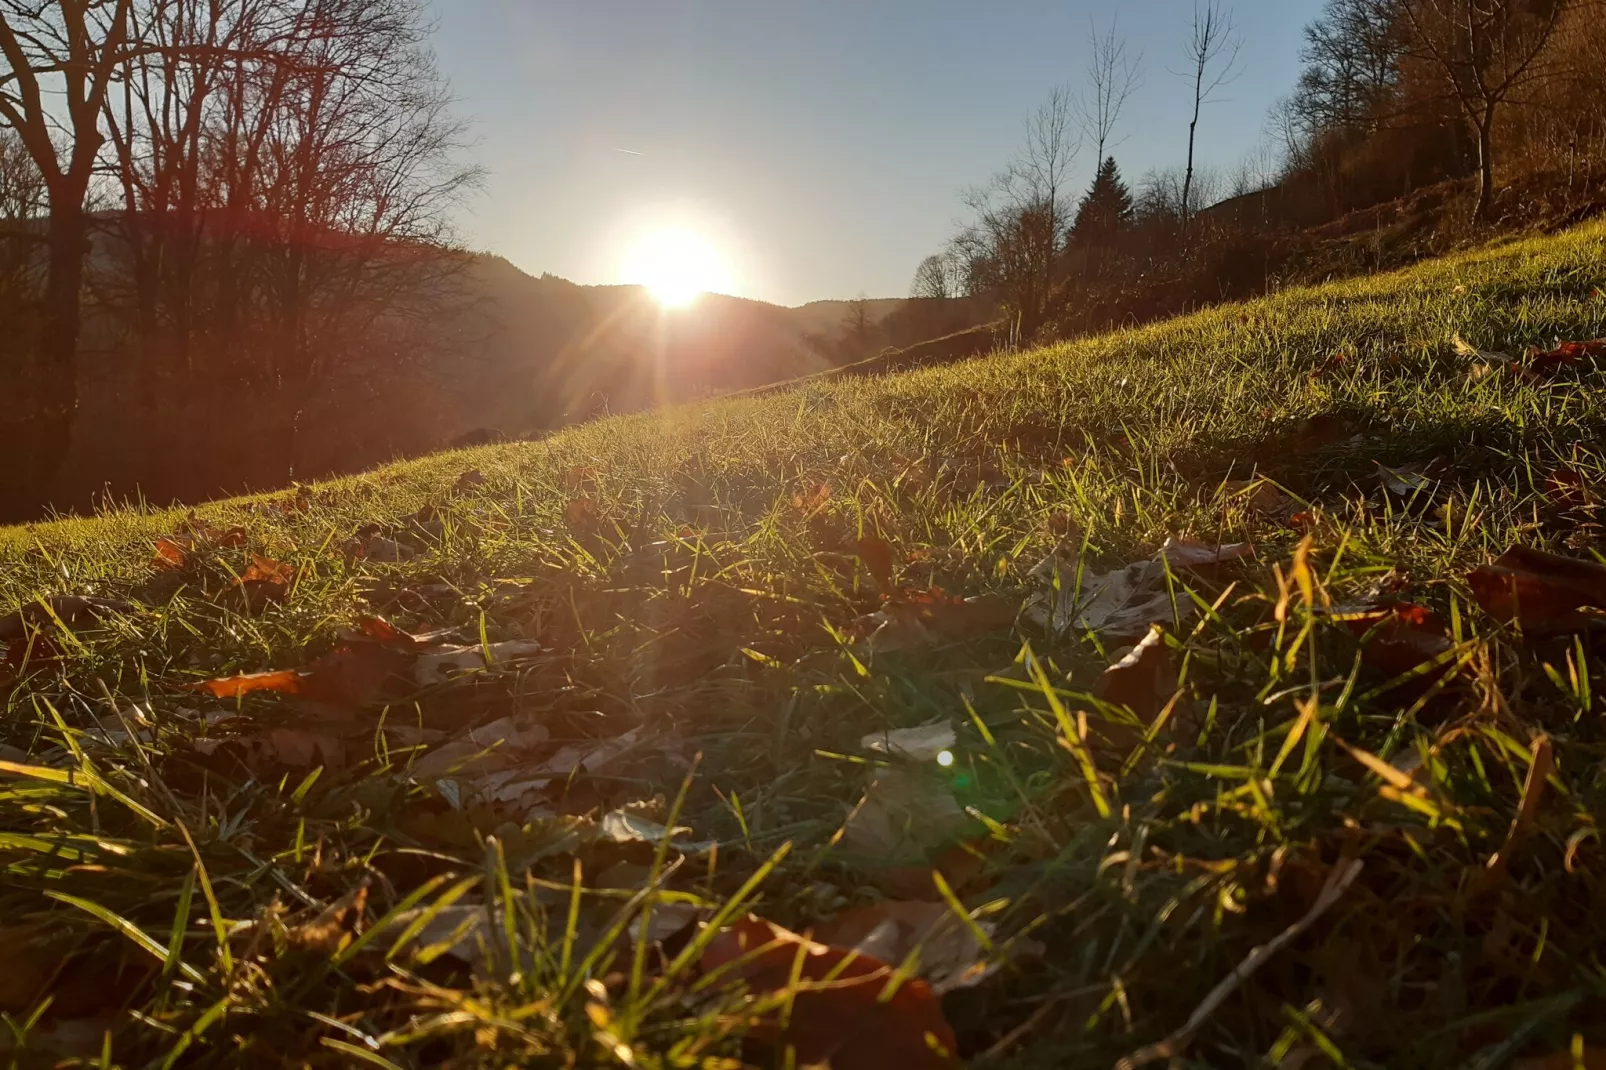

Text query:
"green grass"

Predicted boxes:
[[5, 220, 1606, 1068]]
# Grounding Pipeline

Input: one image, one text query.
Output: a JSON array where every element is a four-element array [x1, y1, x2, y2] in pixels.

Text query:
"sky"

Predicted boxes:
[[424, 0, 1324, 307]]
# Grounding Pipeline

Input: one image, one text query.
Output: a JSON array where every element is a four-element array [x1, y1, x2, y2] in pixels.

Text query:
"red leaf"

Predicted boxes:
[[1524, 337, 1606, 377], [857, 535, 896, 588], [700, 915, 958, 1068]]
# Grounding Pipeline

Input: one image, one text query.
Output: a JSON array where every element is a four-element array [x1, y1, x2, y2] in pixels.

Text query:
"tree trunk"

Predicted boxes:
[[0, 205, 86, 520], [1474, 117, 1495, 222]]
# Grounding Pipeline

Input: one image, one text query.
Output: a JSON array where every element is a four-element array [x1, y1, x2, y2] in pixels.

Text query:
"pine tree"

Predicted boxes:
[[1069, 156, 1135, 247]]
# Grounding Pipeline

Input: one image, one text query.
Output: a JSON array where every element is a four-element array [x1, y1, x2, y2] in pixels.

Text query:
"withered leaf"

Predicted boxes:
[[857, 534, 896, 589], [700, 915, 959, 1069], [1467, 545, 1606, 634], [1100, 625, 1175, 725]]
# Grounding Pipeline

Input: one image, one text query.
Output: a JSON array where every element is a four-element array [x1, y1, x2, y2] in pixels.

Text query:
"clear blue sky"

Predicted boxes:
[[426, 0, 1322, 306]]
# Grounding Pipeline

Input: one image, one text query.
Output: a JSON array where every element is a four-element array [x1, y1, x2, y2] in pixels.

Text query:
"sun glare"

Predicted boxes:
[[623, 226, 732, 308]]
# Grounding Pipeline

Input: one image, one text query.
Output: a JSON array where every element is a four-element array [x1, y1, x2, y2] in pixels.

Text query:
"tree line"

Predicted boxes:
[[0, 0, 476, 517], [917, 0, 1600, 346]]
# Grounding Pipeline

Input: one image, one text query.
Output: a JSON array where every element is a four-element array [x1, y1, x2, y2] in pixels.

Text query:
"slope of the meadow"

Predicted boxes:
[[4, 221, 1606, 1068]]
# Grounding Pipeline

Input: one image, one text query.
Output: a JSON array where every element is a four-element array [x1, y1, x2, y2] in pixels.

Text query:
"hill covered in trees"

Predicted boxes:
[[914, 0, 1606, 345]]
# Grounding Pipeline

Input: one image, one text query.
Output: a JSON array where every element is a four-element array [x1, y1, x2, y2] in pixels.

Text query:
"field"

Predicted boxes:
[[5, 219, 1606, 1069]]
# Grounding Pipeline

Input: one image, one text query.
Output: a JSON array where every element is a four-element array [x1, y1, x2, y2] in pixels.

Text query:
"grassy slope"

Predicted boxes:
[[5, 221, 1606, 1067]]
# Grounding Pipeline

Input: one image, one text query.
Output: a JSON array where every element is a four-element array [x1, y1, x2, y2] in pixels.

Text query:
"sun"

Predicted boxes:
[[622, 226, 732, 307]]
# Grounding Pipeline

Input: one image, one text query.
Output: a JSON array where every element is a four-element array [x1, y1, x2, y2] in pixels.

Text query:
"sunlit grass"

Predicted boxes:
[[2, 219, 1605, 1067]]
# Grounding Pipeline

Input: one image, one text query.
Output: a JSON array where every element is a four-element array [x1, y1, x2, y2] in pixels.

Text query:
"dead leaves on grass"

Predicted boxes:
[[1025, 536, 1251, 640], [191, 615, 543, 709], [700, 915, 959, 1069], [1468, 545, 1606, 634]]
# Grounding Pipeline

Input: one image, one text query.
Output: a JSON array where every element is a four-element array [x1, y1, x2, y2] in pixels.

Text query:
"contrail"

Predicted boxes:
[[614, 148, 645, 156]]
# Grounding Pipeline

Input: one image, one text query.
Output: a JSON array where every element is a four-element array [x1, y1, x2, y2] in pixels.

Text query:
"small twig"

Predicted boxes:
[[1116, 858, 1364, 1069]]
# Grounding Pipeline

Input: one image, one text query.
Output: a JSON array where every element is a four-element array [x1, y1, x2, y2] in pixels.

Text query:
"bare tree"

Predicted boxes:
[[1177, 1, 1243, 224], [959, 87, 1081, 337], [1400, 0, 1571, 220], [0, 0, 136, 511], [910, 250, 964, 300], [1078, 17, 1143, 164]]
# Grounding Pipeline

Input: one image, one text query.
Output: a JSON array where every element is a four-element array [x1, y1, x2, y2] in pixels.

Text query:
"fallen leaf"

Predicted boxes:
[[565, 497, 599, 532], [599, 810, 717, 853], [1544, 467, 1599, 512], [813, 900, 1025, 994], [862, 722, 955, 762], [700, 915, 959, 1069], [533, 727, 645, 783], [410, 716, 551, 778], [792, 482, 831, 514], [454, 469, 486, 492], [1158, 536, 1253, 569], [857, 535, 896, 588], [153, 536, 189, 570], [1221, 479, 1294, 516], [1377, 460, 1442, 497], [1024, 551, 1172, 640], [1467, 545, 1606, 634], [412, 639, 543, 687], [841, 764, 968, 873], [1524, 336, 1606, 377], [239, 554, 294, 589], [1337, 602, 1455, 680], [1099, 625, 1175, 725], [190, 668, 306, 699]]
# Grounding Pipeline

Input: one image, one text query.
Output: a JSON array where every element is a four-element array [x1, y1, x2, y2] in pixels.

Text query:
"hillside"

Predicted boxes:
[[50, 249, 947, 514], [4, 220, 1606, 1066]]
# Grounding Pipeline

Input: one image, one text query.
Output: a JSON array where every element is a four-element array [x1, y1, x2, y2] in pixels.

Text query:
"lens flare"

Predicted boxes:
[[622, 226, 732, 307]]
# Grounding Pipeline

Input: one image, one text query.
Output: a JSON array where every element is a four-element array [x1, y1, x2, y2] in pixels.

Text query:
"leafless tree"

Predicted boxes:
[[0, 0, 136, 510], [910, 249, 964, 300], [1400, 0, 1571, 220], [1177, 1, 1243, 224], [959, 87, 1081, 336], [1078, 17, 1143, 164]]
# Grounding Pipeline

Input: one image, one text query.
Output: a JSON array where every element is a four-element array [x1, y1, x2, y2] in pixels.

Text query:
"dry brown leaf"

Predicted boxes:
[[700, 915, 959, 1069], [812, 900, 1019, 994], [857, 535, 896, 589], [1467, 545, 1606, 634], [412, 640, 543, 687], [841, 765, 968, 876], [1099, 626, 1175, 725]]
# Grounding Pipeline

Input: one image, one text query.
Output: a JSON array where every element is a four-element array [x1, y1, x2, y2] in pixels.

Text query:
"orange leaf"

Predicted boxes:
[[239, 554, 294, 588], [153, 537, 190, 571], [857, 535, 896, 588], [701, 915, 958, 1069], [191, 668, 305, 699]]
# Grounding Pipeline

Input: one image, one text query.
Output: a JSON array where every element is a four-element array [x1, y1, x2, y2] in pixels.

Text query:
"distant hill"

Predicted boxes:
[[51, 247, 984, 511]]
